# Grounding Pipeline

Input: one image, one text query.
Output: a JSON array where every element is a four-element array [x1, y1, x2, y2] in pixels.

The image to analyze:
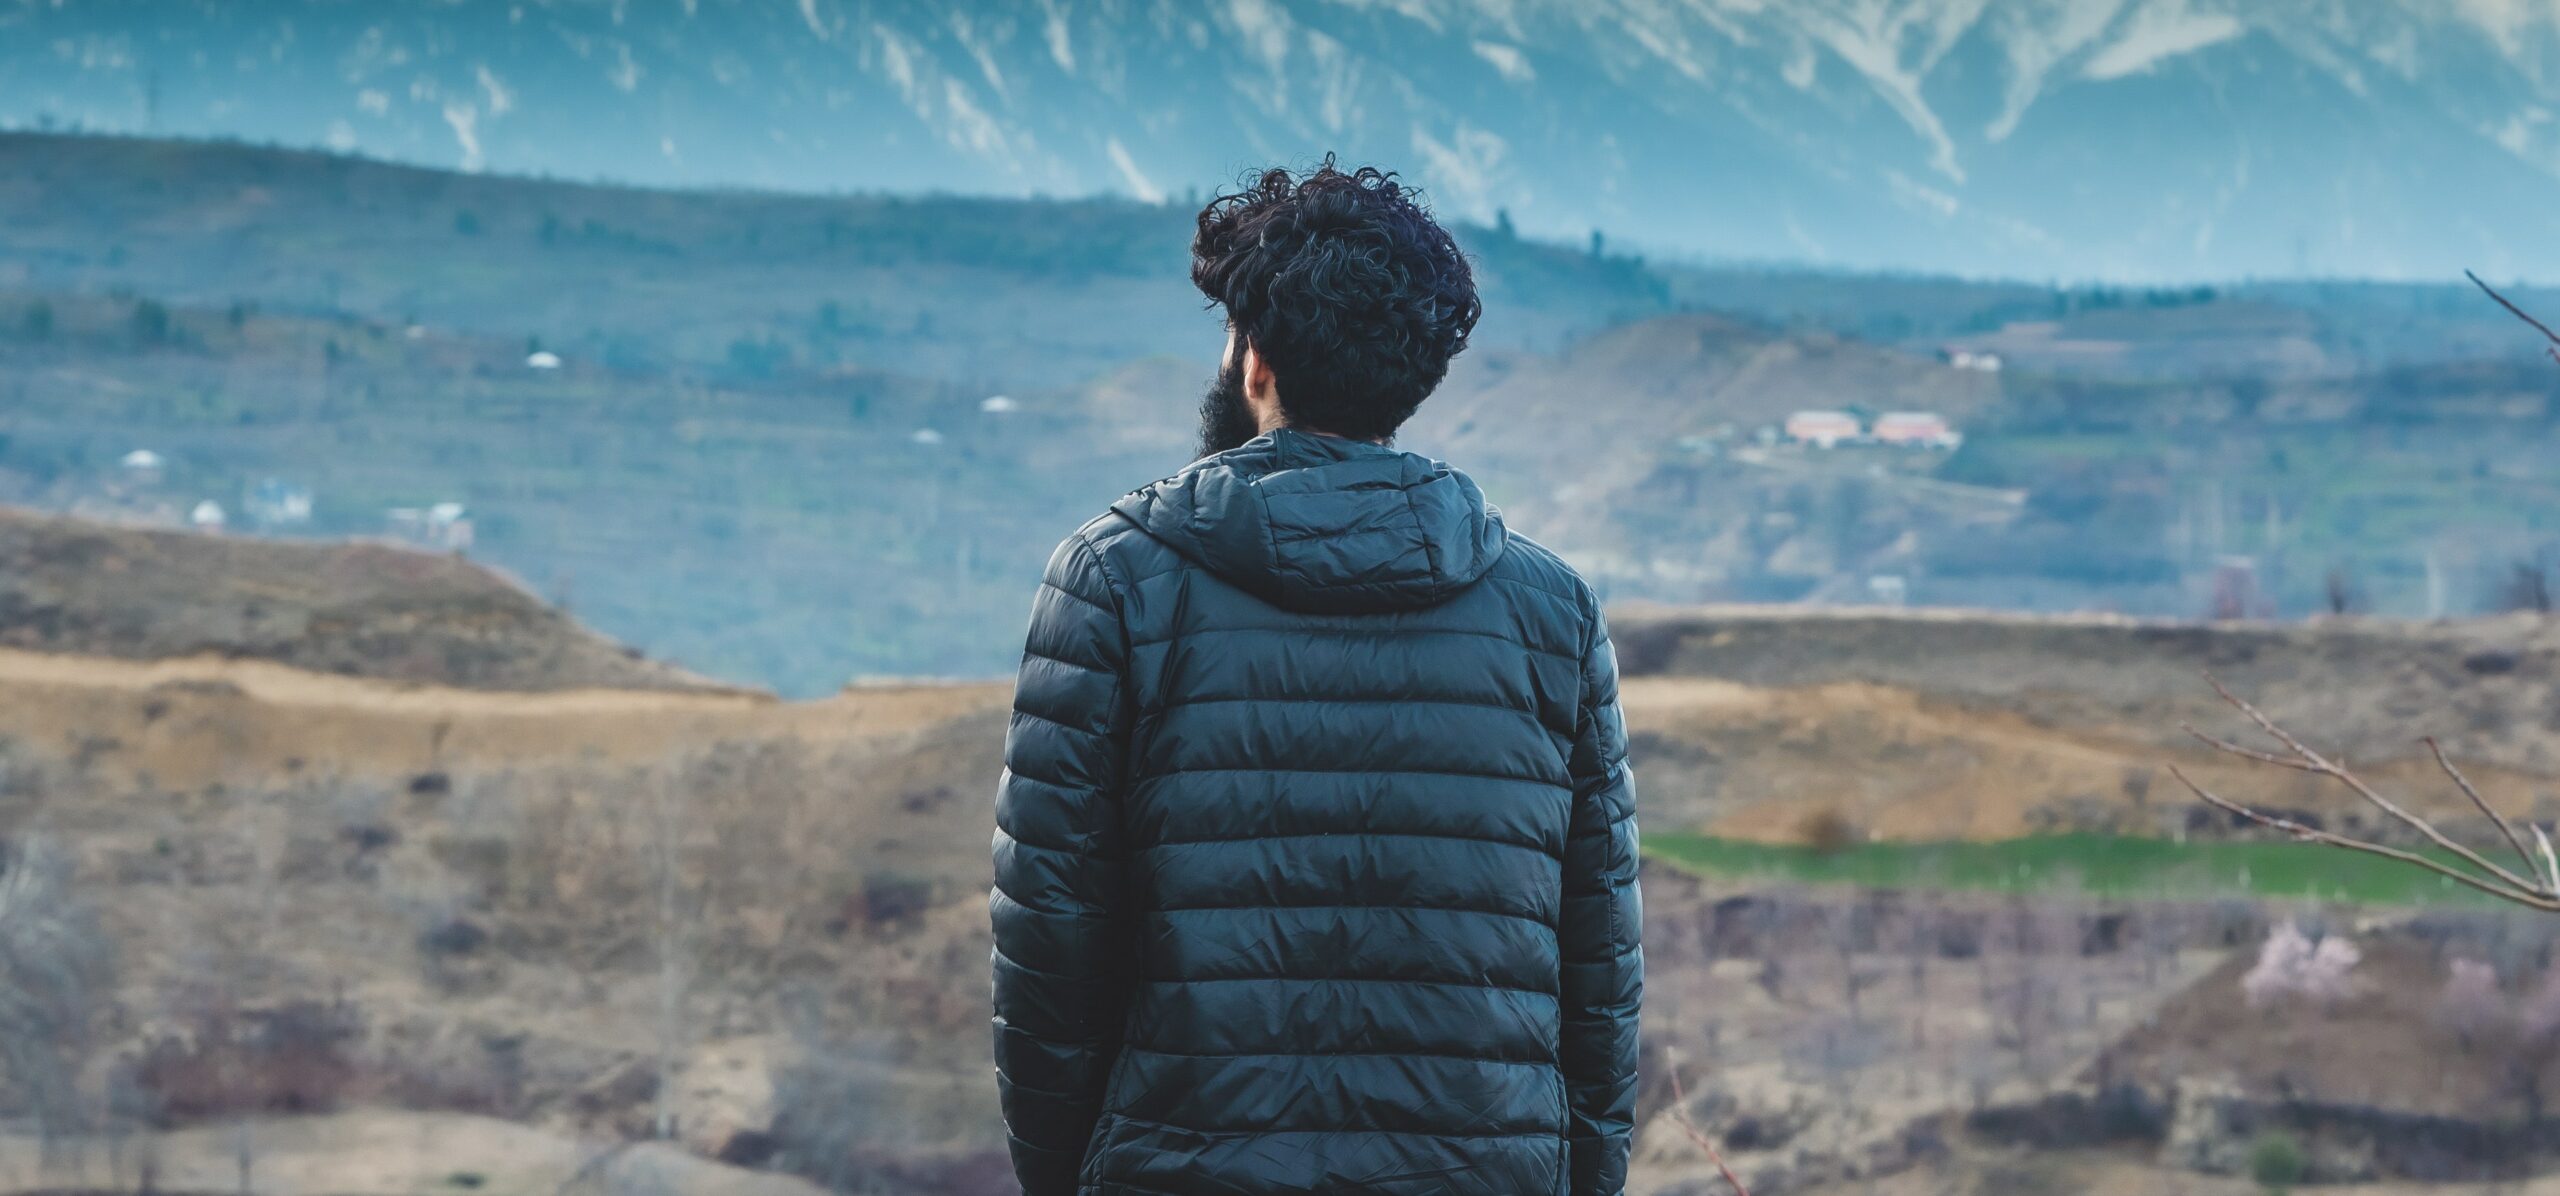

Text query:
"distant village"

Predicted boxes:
[[78, 352, 1057, 561], [87, 341, 1981, 626], [107, 447, 473, 551], [1778, 408, 1964, 451], [82, 346, 589, 548], [1760, 348, 1994, 451]]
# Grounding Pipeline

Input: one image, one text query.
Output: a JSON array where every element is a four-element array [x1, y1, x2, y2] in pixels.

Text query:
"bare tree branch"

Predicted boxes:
[[2201, 674, 2546, 896], [2170, 766, 2560, 911], [2180, 724, 2325, 773], [2426, 735, 2540, 882], [2177, 676, 2560, 914], [2467, 269, 2560, 366], [1663, 1057, 1752, 1196]]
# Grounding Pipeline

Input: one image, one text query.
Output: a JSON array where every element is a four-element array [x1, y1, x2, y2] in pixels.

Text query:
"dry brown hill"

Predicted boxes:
[[0, 507, 728, 692], [8, 601, 2560, 1192], [1611, 605, 2560, 840]]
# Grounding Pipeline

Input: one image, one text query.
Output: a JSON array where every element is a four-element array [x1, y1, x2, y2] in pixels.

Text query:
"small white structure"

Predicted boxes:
[[1783, 410, 1863, 449], [1943, 348, 2004, 373], [121, 449, 167, 484], [526, 350, 563, 370], [388, 502, 475, 551], [189, 500, 227, 533], [910, 428, 946, 446], [245, 478, 315, 528], [979, 395, 1020, 414], [1872, 411, 1963, 450]]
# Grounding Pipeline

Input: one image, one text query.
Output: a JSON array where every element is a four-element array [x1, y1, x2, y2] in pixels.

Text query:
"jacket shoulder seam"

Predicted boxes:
[[1066, 513, 1141, 603]]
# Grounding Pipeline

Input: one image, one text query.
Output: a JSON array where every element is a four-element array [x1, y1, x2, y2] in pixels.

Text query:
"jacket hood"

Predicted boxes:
[[1110, 428, 1509, 614]]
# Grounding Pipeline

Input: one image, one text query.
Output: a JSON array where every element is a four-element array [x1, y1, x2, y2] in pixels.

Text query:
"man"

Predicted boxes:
[[991, 160, 1642, 1196]]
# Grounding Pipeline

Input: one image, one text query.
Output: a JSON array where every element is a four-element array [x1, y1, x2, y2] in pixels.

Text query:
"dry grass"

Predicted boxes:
[[0, 508, 724, 693]]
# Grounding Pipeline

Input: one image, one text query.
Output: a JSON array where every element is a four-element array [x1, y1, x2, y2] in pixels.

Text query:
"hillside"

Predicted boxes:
[[1414, 313, 2011, 594], [1610, 605, 2560, 839], [0, 132, 1671, 387], [2, 134, 2557, 692], [8, 275, 2557, 692], [8, 1, 2560, 281], [0, 290, 1184, 692], [0, 507, 717, 692], [0, 133, 2547, 387], [6, 602, 2560, 1193]]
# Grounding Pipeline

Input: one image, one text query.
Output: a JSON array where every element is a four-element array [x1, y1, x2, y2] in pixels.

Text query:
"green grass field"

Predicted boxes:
[[1644, 832, 2505, 908]]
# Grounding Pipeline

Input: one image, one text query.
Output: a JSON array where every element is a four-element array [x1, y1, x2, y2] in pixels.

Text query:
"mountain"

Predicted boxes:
[[5, 0, 2560, 281], [3, 133, 2556, 692], [0, 130, 1672, 386]]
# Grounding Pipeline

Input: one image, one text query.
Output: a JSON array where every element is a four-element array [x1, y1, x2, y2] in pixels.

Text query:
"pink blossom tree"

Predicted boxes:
[[2240, 920, 2361, 1010]]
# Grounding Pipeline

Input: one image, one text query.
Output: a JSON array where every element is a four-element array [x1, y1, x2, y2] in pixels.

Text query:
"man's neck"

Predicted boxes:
[[1265, 422, 1388, 447]]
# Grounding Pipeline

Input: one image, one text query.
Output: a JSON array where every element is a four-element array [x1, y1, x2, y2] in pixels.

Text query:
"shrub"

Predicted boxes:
[[133, 999, 360, 1123], [856, 871, 936, 931], [130, 299, 171, 345], [1796, 808, 1864, 856], [2249, 1130, 2306, 1190]]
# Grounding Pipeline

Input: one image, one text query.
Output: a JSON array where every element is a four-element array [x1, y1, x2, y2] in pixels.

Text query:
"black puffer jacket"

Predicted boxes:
[[992, 429, 1642, 1196]]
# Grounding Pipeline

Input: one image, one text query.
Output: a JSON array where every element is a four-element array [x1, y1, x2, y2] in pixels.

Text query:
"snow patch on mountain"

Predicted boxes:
[[1983, 0, 2131, 140], [2081, 1, 2244, 80], [7, 0, 2560, 279], [441, 102, 482, 172]]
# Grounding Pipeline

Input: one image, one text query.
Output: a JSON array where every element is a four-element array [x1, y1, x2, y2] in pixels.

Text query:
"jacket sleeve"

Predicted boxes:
[[1561, 604, 1643, 1196], [991, 532, 1137, 1196]]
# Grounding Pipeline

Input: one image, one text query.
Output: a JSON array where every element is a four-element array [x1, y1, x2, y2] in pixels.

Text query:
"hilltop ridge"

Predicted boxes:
[[0, 507, 727, 692], [7, 0, 2560, 279]]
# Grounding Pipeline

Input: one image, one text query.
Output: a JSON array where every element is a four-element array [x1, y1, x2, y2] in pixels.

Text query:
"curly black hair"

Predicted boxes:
[[1192, 157, 1481, 442]]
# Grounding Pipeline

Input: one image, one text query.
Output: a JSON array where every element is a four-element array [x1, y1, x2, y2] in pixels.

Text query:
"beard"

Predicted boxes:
[[1194, 354, 1262, 460]]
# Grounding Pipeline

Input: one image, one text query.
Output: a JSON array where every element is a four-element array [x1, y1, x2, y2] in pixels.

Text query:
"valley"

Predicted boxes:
[[2, 120, 2558, 1195], [2, 512, 2558, 1193], [5, 134, 2558, 696]]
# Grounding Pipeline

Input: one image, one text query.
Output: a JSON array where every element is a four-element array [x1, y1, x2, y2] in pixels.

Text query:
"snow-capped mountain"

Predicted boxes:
[[6, 0, 2559, 281]]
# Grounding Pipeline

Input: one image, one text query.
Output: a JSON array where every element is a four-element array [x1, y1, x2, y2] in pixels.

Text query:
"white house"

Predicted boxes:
[[388, 502, 475, 551], [1783, 410, 1863, 449], [121, 449, 167, 484], [1872, 412, 1963, 450]]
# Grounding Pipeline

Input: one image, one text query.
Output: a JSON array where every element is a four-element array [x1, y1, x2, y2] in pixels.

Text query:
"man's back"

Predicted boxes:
[[992, 429, 1642, 1195]]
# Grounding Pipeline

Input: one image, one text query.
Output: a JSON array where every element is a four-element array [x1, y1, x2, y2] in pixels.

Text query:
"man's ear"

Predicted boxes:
[[1241, 338, 1283, 424]]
